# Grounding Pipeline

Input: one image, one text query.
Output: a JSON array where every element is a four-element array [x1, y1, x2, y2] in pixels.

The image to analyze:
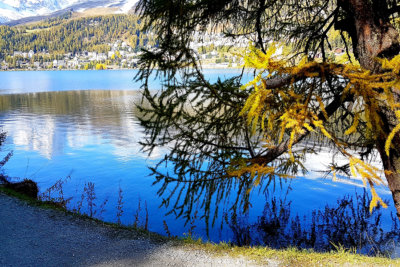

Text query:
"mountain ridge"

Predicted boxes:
[[0, 0, 138, 24]]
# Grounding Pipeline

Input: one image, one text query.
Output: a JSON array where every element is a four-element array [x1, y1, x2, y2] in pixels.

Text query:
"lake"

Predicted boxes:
[[0, 70, 398, 254]]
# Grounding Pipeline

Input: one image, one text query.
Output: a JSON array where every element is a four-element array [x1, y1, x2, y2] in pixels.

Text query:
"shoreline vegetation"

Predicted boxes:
[[1, 183, 400, 266]]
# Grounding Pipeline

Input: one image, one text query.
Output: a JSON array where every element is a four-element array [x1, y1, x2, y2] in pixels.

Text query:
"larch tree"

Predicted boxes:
[[135, 0, 400, 222]]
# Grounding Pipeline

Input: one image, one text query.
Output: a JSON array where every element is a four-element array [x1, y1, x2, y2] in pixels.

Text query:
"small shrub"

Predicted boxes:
[[0, 131, 13, 183], [84, 182, 96, 217], [39, 175, 72, 206], [116, 185, 124, 225]]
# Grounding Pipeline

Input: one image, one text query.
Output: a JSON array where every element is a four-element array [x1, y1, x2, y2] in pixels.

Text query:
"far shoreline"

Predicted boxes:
[[0, 64, 244, 72]]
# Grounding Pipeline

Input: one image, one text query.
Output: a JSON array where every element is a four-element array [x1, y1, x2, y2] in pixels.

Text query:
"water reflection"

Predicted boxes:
[[0, 87, 399, 255], [0, 90, 159, 161], [225, 189, 400, 255]]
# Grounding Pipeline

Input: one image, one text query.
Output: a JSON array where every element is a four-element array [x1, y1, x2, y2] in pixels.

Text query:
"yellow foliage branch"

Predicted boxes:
[[235, 44, 400, 211]]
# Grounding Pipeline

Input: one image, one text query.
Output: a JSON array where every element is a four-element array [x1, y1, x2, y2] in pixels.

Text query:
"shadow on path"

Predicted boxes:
[[0, 193, 263, 267]]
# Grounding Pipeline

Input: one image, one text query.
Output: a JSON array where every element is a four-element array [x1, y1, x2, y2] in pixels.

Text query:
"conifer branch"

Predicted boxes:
[[251, 91, 351, 165]]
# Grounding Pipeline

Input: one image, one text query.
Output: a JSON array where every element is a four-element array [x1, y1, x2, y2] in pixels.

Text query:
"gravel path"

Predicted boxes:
[[0, 193, 273, 267]]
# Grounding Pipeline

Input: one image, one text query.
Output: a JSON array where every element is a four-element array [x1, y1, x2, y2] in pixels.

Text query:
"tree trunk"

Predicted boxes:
[[376, 140, 400, 219], [345, 0, 400, 218]]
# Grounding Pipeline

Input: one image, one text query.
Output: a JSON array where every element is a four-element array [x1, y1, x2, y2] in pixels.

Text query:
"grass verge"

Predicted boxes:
[[187, 241, 400, 266]]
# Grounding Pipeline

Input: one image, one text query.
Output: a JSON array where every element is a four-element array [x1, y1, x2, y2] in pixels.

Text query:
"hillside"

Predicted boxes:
[[0, 13, 153, 56], [0, 12, 247, 70], [0, 13, 163, 69]]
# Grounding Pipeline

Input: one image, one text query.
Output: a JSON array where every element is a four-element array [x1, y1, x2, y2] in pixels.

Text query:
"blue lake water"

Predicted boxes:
[[0, 70, 398, 252]]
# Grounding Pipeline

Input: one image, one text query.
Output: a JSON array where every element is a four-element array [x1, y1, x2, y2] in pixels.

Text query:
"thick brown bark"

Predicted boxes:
[[376, 140, 400, 218], [344, 0, 400, 218], [340, 0, 400, 70]]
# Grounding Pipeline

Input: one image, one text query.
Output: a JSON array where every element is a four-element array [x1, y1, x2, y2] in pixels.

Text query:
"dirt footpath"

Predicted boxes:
[[0, 193, 271, 267]]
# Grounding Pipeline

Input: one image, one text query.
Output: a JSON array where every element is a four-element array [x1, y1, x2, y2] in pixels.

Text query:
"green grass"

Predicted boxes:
[[180, 238, 400, 266], [1, 186, 400, 266]]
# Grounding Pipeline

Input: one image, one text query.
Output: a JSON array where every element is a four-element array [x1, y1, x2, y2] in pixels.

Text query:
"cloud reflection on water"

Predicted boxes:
[[0, 87, 395, 249], [0, 90, 163, 161]]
